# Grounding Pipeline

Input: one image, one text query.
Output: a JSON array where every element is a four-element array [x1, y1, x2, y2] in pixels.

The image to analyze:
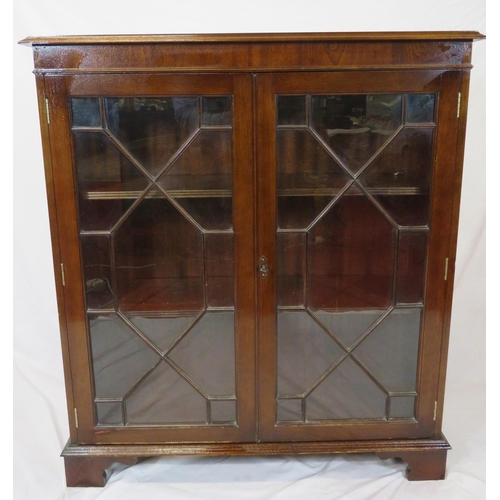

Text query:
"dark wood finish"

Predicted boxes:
[[28, 42, 473, 75], [256, 69, 461, 442], [19, 31, 485, 45], [376, 449, 448, 481], [64, 455, 139, 487], [415, 71, 462, 432], [435, 70, 472, 434], [22, 32, 483, 485], [62, 435, 450, 486], [34, 75, 78, 442], [43, 72, 256, 445]]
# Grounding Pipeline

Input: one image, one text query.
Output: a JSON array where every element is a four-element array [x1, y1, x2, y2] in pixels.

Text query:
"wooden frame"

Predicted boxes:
[[21, 31, 484, 485]]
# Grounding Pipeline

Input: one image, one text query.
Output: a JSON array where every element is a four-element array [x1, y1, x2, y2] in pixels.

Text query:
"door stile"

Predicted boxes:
[[44, 76, 96, 443], [232, 73, 257, 441], [416, 70, 463, 433], [256, 74, 278, 442]]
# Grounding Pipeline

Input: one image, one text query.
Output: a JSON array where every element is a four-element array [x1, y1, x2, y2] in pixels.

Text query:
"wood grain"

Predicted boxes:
[[19, 31, 484, 46], [22, 33, 482, 484]]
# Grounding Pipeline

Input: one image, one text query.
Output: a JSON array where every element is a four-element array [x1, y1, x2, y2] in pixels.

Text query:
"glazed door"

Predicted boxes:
[[45, 73, 256, 444], [256, 71, 462, 441]]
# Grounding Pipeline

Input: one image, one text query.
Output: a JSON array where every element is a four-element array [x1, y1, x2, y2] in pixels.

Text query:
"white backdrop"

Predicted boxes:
[[13, 1, 486, 498]]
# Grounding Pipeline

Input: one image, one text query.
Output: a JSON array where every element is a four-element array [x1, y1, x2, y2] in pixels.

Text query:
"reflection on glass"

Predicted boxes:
[[390, 396, 415, 418], [105, 97, 198, 177], [73, 95, 237, 426], [96, 402, 123, 425], [359, 128, 434, 226], [306, 357, 386, 420], [277, 233, 306, 307], [275, 92, 434, 422], [158, 130, 233, 229], [114, 196, 204, 314], [397, 231, 428, 304], [206, 234, 234, 308], [81, 235, 113, 310], [277, 399, 302, 421], [308, 186, 396, 311], [202, 97, 232, 126], [311, 94, 402, 173], [169, 312, 236, 397], [72, 98, 101, 127], [407, 94, 435, 123], [277, 96, 307, 126], [277, 311, 344, 397], [125, 361, 207, 424], [277, 129, 350, 229], [353, 308, 422, 393], [74, 131, 149, 231], [128, 314, 199, 353], [211, 399, 237, 423], [89, 314, 160, 400], [312, 310, 384, 349]]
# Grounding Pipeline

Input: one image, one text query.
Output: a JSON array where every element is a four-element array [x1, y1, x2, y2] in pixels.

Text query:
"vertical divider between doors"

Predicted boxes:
[[255, 74, 277, 441], [232, 73, 258, 441], [253, 72, 259, 442]]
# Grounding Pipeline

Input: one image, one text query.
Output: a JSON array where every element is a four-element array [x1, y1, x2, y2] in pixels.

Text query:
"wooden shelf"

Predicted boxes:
[[80, 174, 427, 200]]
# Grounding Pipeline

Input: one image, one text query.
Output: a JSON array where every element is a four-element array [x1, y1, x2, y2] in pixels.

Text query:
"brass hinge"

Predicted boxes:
[[433, 401, 438, 421], [60, 263, 66, 286], [457, 92, 461, 118], [444, 258, 449, 281], [74, 408, 79, 429], [45, 98, 50, 124]]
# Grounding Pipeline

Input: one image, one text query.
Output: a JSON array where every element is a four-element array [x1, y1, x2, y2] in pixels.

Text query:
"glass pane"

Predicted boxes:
[[306, 357, 386, 420], [105, 97, 198, 178], [174, 198, 233, 230], [397, 231, 428, 304], [202, 96, 232, 126], [81, 235, 113, 310], [390, 396, 415, 418], [359, 128, 434, 227], [277, 96, 307, 125], [73, 131, 149, 231], [89, 313, 160, 399], [169, 312, 236, 397], [114, 196, 204, 316], [72, 98, 101, 127], [312, 310, 385, 349], [277, 399, 303, 422], [74, 95, 237, 428], [353, 308, 422, 393], [211, 400, 236, 423], [128, 313, 199, 353], [407, 94, 435, 123], [96, 402, 123, 425], [308, 186, 396, 311], [277, 129, 350, 229], [158, 130, 233, 230], [277, 311, 344, 397], [277, 233, 306, 307], [206, 233, 234, 308], [275, 93, 432, 423], [125, 361, 207, 424], [311, 94, 402, 174]]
